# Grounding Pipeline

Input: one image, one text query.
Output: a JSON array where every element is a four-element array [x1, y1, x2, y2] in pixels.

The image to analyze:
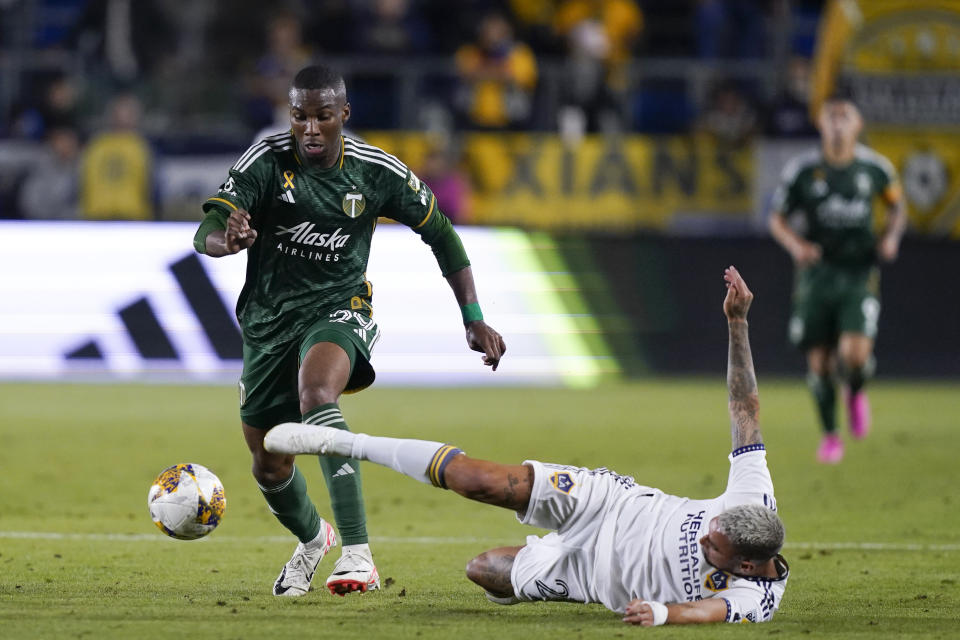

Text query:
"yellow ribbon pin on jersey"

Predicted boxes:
[[282, 171, 295, 189]]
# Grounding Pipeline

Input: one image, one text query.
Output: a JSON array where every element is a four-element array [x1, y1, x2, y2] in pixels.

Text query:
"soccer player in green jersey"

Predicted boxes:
[[768, 95, 906, 464], [193, 65, 507, 596]]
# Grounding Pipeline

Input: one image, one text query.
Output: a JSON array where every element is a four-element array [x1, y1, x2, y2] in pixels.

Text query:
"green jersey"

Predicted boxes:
[[771, 144, 900, 268], [195, 133, 470, 352]]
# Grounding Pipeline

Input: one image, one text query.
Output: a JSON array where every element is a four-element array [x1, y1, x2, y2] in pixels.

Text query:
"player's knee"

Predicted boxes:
[[250, 456, 293, 487], [298, 385, 338, 413], [465, 550, 516, 596], [465, 553, 487, 586], [466, 553, 497, 591], [842, 352, 868, 371]]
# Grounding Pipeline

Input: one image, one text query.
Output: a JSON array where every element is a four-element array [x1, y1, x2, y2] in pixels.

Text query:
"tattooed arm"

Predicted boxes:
[[722, 266, 762, 450]]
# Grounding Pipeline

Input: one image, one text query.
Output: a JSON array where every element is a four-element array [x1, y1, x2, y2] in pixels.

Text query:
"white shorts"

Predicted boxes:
[[510, 460, 650, 604]]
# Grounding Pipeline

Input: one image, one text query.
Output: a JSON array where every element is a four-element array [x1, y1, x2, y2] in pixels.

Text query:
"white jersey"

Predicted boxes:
[[513, 444, 789, 623]]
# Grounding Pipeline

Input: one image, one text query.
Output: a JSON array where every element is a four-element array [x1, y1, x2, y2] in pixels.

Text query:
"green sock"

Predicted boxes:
[[845, 356, 875, 394], [303, 403, 368, 545], [258, 464, 321, 543], [807, 373, 837, 434]]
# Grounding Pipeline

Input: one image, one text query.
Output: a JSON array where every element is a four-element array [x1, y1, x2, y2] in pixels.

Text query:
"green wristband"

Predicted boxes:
[[460, 302, 484, 324]]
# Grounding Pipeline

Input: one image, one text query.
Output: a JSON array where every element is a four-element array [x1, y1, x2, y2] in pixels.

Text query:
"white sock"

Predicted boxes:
[[342, 542, 371, 559], [350, 433, 463, 488]]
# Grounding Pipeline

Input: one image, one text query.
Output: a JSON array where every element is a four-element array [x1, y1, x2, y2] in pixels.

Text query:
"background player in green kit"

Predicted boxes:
[[768, 95, 906, 464], [192, 65, 506, 596]]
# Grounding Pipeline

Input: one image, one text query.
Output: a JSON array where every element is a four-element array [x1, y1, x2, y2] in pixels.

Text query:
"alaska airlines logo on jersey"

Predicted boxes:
[[274, 222, 351, 250], [704, 569, 731, 592], [534, 579, 569, 600], [855, 172, 872, 196], [342, 188, 366, 218], [817, 194, 870, 228], [549, 471, 575, 494]]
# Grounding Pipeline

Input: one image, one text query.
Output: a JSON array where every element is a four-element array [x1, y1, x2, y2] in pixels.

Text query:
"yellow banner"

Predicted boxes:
[[362, 132, 754, 229], [871, 129, 960, 237], [812, 0, 960, 123]]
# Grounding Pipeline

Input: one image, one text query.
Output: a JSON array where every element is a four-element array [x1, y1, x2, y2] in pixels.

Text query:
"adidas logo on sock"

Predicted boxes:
[[332, 463, 355, 477]]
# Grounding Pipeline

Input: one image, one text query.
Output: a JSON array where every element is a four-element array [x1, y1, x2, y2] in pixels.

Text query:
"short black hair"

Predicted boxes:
[[823, 80, 856, 108], [292, 65, 346, 95]]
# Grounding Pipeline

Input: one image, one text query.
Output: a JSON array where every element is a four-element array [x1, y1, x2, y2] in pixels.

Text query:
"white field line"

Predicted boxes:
[[0, 531, 958, 551]]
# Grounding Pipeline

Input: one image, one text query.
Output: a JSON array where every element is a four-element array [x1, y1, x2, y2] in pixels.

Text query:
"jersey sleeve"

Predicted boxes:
[[719, 583, 779, 623], [723, 446, 775, 507], [873, 153, 902, 205], [769, 158, 803, 215], [201, 144, 271, 215], [383, 167, 471, 276], [194, 146, 272, 252]]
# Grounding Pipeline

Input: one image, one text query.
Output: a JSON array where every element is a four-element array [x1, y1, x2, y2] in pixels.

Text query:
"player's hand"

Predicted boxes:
[[622, 599, 656, 626], [790, 240, 821, 267], [225, 209, 257, 254], [723, 265, 753, 321], [465, 321, 506, 371], [877, 234, 900, 262]]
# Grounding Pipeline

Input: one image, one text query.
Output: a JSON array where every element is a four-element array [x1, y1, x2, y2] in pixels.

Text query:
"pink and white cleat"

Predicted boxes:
[[326, 547, 381, 596], [845, 389, 871, 440], [816, 434, 844, 464]]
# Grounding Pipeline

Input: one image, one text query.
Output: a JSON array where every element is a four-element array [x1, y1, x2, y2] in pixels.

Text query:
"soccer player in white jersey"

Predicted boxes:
[[265, 266, 789, 625]]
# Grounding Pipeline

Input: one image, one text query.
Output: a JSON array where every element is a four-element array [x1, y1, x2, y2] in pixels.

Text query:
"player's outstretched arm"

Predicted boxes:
[[723, 266, 762, 450], [445, 266, 506, 370], [623, 598, 728, 626]]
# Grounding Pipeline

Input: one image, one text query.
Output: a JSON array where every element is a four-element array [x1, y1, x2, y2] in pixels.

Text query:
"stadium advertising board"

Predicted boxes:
[[0, 222, 616, 386]]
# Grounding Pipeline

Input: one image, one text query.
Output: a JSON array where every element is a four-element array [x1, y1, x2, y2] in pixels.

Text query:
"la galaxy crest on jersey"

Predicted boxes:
[[550, 471, 575, 494], [704, 569, 730, 592]]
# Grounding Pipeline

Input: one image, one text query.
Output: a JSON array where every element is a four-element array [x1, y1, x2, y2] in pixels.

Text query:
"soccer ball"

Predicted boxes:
[[147, 463, 226, 540]]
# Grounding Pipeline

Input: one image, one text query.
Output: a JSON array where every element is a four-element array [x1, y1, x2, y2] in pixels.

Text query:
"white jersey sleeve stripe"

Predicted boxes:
[[237, 145, 272, 173], [344, 137, 406, 164], [343, 142, 408, 175], [232, 142, 267, 171], [854, 144, 898, 181], [778, 148, 820, 184], [343, 150, 407, 178], [343, 139, 408, 173]]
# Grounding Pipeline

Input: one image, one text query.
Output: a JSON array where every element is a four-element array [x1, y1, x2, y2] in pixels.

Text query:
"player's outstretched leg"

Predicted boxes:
[[264, 423, 534, 510], [266, 423, 465, 488]]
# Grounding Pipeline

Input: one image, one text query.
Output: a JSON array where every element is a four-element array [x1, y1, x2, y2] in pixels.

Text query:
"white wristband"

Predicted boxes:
[[643, 600, 668, 626]]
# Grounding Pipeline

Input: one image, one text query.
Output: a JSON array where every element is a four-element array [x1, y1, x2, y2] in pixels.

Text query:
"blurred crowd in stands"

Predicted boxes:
[[0, 0, 825, 221]]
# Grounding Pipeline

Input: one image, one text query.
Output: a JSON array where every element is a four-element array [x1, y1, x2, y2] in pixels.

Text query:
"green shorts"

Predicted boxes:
[[238, 309, 381, 429], [789, 263, 881, 350]]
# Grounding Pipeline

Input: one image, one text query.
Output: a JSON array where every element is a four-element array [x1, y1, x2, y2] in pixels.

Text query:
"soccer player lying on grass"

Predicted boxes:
[[266, 266, 789, 626]]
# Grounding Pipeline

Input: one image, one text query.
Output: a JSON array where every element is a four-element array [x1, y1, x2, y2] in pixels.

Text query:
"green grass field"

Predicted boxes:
[[1, 380, 958, 639]]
